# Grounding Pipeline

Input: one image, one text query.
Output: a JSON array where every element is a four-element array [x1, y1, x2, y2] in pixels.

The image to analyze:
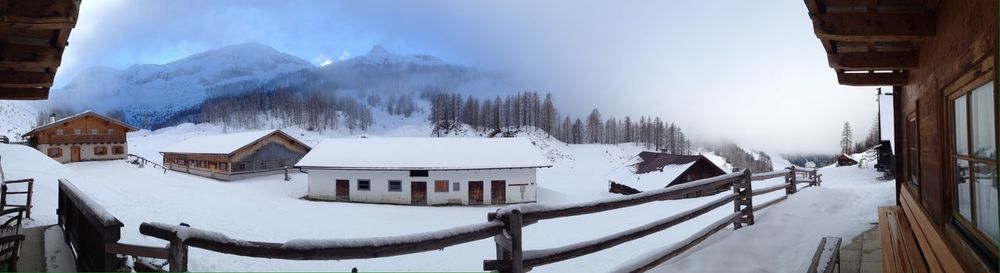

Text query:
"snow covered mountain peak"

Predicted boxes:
[[343, 44, 447, 67], [367, 44, 390, 55]]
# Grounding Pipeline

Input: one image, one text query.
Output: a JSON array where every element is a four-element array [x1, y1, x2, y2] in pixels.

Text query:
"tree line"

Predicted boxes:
[[840, 115, 881, 155], [199, 89, 374, 132], [426, 91, 693, 154]]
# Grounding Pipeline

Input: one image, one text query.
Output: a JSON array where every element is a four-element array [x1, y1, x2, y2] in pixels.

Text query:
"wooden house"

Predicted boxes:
[[295, 137, 552, 206], [836, 154, 858, 167], [607, 152, 728, 198], [0, 0, 81, 100], [805, 0, 997, 271], [160, 130, 311, 181], [22, 110, 138, 163]]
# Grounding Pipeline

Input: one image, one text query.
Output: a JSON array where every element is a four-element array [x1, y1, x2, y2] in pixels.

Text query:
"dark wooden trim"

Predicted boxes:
[[837, 71, 908, 86], [813, 13, 936, 41], [0, 87, 48, 100], [828, 52, 919, 70]]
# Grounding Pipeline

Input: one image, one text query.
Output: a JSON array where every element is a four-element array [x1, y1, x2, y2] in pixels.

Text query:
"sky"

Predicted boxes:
[[56, 0, 884, 155]]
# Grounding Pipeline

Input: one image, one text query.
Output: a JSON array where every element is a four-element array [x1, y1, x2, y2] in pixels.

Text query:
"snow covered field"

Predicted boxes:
[[0, 125, 894, 272]]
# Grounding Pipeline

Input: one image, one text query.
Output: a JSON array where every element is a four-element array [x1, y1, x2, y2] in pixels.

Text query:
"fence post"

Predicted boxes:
[[508, 209, 524, 273], [168, 223, 190, 272], [785, 166, 797, 195], [25, 179, 32, 218], [733, 169, 754, 229]]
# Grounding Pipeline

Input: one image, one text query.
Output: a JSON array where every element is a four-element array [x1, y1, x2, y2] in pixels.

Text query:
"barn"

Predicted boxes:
[[22, 110, 138, 163], [836, 154, 858, 167], [295, 137, 552, 206], [161, 129, 311, 181], [607, 152, 728, 198]]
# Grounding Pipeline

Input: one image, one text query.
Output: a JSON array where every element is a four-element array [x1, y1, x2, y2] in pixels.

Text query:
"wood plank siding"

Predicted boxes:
[[161, 131, 311, 181], [21, 111, 137, 163]]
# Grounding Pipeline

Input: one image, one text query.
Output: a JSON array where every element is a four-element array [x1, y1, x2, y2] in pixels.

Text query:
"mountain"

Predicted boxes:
[[46, 43, 513, 129]]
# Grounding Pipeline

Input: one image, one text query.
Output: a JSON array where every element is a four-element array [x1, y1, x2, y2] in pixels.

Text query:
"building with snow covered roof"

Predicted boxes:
[[22, 110, 139, 163], [160, 129, 311, 181], [607, 152, 727, 198], [295, 137, 552, 206]]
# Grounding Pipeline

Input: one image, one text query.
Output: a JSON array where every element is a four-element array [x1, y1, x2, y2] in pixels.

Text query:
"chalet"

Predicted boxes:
[[607, 152, 728, 198], [22, 110, 138, 163], [805, 0, 998, 271], [836, 154, 858, 167], [161, 130, 311, 181], [295, 137, 552, 205]]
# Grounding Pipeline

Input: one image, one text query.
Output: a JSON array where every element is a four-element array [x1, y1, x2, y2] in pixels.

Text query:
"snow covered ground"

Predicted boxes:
[[0, 124, 894, 272]]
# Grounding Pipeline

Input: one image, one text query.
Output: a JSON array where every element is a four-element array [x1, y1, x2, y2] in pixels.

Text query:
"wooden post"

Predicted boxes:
[[25, 179, 32, 219], [168, 223, 190, 272], [785, 166, 797, 195], [508, 209, 524, 273], [732, 169, 754, 229], [284, 167, 290, 181]]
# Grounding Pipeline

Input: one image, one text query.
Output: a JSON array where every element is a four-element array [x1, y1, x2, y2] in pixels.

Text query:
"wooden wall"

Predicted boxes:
[[30, 114, 130, 145], [897, 0, 998, 271]]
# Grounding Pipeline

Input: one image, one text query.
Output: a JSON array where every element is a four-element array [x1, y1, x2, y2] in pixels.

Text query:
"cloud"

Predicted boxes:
[[54, 0, 882, 154], [338, 51, 352, 61], [312, 54, 333, 67]]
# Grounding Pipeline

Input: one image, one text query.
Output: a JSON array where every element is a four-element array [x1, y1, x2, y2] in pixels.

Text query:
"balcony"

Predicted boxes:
[[48, 134, 126, 145]]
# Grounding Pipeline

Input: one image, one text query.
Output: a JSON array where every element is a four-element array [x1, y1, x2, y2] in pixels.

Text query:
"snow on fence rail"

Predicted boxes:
[[59, 166, 821, 272], [127, 153, 168, 173]]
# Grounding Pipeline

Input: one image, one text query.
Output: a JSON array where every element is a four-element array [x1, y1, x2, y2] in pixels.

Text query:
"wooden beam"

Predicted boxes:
[[0, 87, 49, 100], [0, 71, 55, 88], [837, 71, 908, 86], [0, 60, 61, 71], [813, 13, 936, 41], [0, 21, 76, 30], [828, 52, 918, 70], [0, 44, 63, 62]]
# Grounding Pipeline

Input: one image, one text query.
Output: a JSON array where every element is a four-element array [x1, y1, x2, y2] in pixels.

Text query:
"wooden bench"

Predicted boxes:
[[878, 189, 965, 273], [806, 237, 841, 273]]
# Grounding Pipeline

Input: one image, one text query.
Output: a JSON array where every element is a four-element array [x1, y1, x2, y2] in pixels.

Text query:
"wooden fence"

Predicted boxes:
[[58, 166, 820, 272], [127, 154, 168, 173], [0, 155, 34, 218], [127, 166, 821, 272]]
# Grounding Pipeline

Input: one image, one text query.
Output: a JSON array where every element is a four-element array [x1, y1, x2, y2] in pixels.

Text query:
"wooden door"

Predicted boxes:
[[70, 146, 81, 162], [491, 180, 506, 204], [468, 181, 484, 205], [335, 180, 350, 201], [411, 181, 427, 205]]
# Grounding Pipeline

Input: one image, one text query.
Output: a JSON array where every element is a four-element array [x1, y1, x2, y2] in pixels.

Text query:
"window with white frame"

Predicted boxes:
[[950, 81, 998, 245]]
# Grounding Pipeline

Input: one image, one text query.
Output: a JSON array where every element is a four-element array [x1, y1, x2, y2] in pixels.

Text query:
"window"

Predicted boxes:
[[237, 163, 246, 171], [112, 145, 124, 155], [453, 182, 460, 191], [907, 115, 919, 186], [410, 170, 429, 177], [220, 163, 228, 170], [358, 179, 371, 191], [74, 129, 81, 135], [108, 128, 115, 135], [93, 146, 107, 155], [176, 159, 184, 165], [47, 147, 62, 158], [388, 180, 402, 192], [56, 129, 63, 135], [950, 81, 997, 245], [434, 180, 449, 192], [90, 129, 98, 135]]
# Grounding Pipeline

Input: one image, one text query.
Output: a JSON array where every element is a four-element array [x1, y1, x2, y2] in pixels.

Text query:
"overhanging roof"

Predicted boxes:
[[0, 0, 82, 100], [22, 110, 139, 137], [805, 0, 939, 86]]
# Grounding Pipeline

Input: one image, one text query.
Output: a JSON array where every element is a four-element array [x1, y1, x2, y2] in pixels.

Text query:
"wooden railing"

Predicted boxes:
[[1, 155, 34, 218], [49, 134, 126, 145], [58, 178, 126, 271], [120, 166, 822, 272], [127, 154, 168, 173]]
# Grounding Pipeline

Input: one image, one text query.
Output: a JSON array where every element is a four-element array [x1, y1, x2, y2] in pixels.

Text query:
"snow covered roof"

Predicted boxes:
[[23, 110, 139, 137], [295, 137, 552, 170], [606, 158, 697, 192], [160, 129, 308, 155]]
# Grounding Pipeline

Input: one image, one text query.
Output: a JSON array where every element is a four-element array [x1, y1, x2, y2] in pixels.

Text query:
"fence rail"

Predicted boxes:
[[61, 166, 822, 272], [127, 154, 168, 173]]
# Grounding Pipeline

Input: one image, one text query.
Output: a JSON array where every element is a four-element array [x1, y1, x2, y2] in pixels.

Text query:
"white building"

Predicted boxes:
[[295, 137, 552, 206]]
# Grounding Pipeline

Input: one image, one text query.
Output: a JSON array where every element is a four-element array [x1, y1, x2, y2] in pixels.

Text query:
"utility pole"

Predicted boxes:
[[876, 87, 882, 141]]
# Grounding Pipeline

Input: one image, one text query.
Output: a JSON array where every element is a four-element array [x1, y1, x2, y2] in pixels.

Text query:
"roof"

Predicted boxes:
[[607, 152, 726, 191], [22, 110, 139, 137], [804, 0, 937, 86], [0, 0, 82, 100], [295, 137, 552, 170], [161, 129, 309, 155]]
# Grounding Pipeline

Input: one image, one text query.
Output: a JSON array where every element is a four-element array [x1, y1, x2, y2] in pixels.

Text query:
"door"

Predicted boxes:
[[468, 181, 484, 205], [70, 146, 81, 162], [335, 180, 350, 201], [411, 181, 427, 205], [491, 180, 506, 204]]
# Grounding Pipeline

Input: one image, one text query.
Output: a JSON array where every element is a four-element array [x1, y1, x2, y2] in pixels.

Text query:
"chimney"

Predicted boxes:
[[49, 113, 55, 124]]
